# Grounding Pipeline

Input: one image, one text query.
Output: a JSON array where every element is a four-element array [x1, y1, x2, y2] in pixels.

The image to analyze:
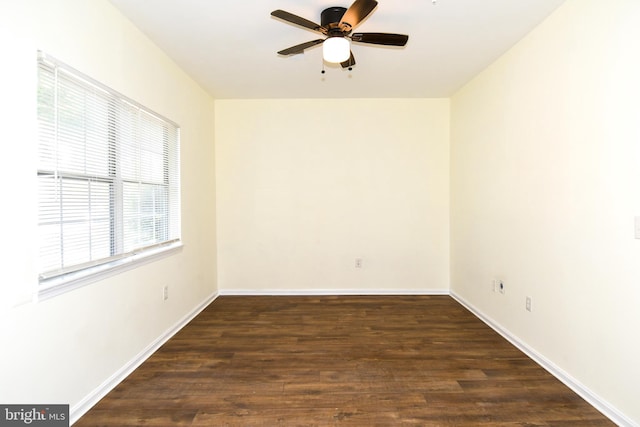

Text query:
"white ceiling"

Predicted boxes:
[[108, 0, 566, 99]]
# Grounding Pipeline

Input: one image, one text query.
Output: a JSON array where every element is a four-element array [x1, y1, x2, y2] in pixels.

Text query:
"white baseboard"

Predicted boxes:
[[218, 288, 449, 296], [450, 291, 635, 427], [70, 291, 219, 425]]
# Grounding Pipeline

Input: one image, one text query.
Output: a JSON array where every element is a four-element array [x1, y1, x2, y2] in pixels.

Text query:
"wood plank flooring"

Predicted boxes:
[[76, 296, 614, 426]]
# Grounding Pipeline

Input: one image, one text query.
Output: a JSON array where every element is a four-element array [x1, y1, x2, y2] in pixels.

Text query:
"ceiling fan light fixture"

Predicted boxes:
[[273, 0, 408, 70], [323, 37, 350, 63]]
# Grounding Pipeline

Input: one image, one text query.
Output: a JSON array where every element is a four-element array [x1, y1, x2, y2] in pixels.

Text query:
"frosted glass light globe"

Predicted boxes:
[[323, 37, 350, 63]]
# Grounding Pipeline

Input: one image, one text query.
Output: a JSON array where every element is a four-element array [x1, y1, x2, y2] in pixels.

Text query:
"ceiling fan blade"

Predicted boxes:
[[271, 10, 326, 34], [351, 32, 409, 46], [340, 0, 378, 30], [341, 52, 356, 69], [277, 39, 325, 56]]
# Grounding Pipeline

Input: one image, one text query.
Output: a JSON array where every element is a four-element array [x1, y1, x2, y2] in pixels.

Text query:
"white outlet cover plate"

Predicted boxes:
[[635, 217, 640, 239]]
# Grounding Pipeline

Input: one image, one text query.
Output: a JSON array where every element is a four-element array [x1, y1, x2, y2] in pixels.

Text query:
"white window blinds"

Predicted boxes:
[[37, 52, 180, 291]]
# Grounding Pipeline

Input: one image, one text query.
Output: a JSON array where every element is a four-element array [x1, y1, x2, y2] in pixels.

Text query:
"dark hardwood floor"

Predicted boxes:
[[76, 295, 614, 426]]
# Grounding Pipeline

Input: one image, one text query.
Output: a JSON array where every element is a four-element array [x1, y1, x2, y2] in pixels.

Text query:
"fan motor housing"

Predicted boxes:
[[321, 7, 347, 27]]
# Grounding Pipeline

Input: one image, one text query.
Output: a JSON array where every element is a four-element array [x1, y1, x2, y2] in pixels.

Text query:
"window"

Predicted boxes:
[[37, 52, 181, 298]]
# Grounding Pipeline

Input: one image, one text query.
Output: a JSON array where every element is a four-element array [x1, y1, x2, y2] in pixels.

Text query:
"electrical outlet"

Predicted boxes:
[[526, 296, 532, 312], [355, 258, 363, 268], [163, 285, 169, 301], [635, 217, 640, 239], [499, 280, 505, 294], [492, 279, 498, 292]]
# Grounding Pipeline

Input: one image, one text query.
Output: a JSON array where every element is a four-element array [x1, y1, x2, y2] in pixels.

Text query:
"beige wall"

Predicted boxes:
[[0, 0, 217, 418], [215, 99, 450, 294], [450, 0, 640, 423]]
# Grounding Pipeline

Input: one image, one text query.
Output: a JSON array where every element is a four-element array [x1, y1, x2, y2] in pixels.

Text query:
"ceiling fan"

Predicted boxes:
[[271, 0, 409, 69]]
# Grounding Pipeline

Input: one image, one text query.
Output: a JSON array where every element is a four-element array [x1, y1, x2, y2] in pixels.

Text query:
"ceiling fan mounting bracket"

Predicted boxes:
[[321, 7, 347, 28]]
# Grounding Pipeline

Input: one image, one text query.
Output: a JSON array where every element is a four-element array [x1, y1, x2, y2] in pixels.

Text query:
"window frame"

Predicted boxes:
[[36, 52, 182, 300]]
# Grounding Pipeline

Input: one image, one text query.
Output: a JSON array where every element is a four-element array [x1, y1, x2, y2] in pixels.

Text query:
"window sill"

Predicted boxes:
[[37, 241, 183, 302]]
